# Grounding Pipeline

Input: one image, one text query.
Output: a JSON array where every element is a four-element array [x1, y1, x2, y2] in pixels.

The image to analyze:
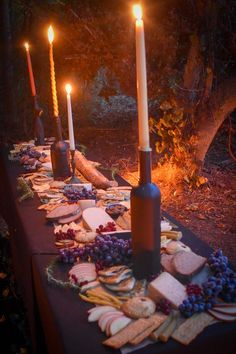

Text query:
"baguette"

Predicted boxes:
[[75, 151, 117, 189]]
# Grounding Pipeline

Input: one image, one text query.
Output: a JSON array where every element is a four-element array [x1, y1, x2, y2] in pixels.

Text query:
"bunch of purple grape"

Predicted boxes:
[[59, 234, 132, 269], [179, 293, 216, 318], [20, 146, 46, 159], [208, 250, 236, 302], [179, 250, 236, 317], [202, 276, 224, 299], [59, 248, 80, 264], [156, 299, 172, 315], [63, 186, 96, 203], [208, 250, 228, 274], [55, 229, 75, 242]]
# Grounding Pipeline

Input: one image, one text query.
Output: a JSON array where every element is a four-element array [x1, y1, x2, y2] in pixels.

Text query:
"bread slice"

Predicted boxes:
[[161, 254, 176, 275], [172, 251, 206, 276]]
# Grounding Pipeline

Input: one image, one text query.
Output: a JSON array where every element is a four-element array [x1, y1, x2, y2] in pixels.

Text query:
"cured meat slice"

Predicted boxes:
[[46, 204, 79, 220]]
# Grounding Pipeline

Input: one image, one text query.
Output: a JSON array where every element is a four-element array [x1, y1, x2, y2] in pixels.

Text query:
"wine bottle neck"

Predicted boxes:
[[139, 149, 152, 184]]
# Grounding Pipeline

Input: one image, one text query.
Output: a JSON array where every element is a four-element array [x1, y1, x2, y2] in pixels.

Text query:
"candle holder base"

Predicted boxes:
[[131, 149, 161, 279], [50, 140, 71, 180], [66, 149, 81, 184], [66, 175, 81, 184], [34, 96, 45, 146]]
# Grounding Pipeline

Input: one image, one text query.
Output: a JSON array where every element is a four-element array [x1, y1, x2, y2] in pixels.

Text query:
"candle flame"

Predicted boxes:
[[48, 25, 54, 44], [24, 42, 29, 51], [133, 4, 142, 20], [65, 83, 72, 94]]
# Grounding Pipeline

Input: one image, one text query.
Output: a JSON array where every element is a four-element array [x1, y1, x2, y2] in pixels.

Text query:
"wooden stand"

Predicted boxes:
[[50, 116, 70, 179], [131, 149, 161, 279]]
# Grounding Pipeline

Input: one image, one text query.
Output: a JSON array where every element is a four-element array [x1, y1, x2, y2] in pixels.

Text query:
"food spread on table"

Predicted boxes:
[[9, 142, 236, 352]]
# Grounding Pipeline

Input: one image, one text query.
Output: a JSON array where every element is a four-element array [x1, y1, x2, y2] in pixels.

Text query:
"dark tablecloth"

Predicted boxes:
[[0, 148, 60, 352], [1, 147, 236, 354], [32, 254, 236, 354]]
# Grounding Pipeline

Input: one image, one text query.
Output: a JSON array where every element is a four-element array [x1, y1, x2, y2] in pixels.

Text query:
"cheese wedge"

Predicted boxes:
[[82, 207, 114, 231], [147, 272, 187, 308]]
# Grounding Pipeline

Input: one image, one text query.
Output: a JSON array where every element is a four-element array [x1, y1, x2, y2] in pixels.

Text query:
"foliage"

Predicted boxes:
[[147, 0, 236, 185], [45, 257, 79, 289], [149, 98, 207, 187], [0, 227, 31, 352], [2, 0, 236, 184], [17, 177, 34, 202]]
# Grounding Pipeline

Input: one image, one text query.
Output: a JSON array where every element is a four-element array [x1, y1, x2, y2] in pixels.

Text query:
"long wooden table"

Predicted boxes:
[[0, 147, 235, 354]]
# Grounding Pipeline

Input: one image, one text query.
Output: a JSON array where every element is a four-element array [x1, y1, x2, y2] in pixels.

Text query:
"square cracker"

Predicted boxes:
[[103, 318, 153, 349]]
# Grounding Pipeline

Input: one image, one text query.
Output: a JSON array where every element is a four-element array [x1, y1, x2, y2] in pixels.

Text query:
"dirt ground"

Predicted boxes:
[[79, 120, 236, 268]]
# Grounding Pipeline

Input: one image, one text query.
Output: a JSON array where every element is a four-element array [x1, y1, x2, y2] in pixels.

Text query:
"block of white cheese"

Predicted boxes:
[[147, 271, 187, 309], [82, 207, 115, 231]]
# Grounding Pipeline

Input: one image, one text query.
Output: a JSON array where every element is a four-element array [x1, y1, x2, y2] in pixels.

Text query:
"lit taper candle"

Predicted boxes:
[[24, 42, 36, 97], [48, 25, 59, 117], [65, 84, 75, 150], [133, 4, 150, 151]]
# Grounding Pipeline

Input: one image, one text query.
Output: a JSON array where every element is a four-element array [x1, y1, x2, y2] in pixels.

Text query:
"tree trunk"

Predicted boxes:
[[0, 0, 17, 136], [193, 75, 236, 164]]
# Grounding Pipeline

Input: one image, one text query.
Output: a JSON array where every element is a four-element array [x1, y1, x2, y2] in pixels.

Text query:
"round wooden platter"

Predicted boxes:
[[46, 204, 80, 220]]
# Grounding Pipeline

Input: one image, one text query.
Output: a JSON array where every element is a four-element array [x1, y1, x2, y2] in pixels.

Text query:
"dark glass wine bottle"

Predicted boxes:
[[131, 150, 161, 279], [50, 116, 71, 179]]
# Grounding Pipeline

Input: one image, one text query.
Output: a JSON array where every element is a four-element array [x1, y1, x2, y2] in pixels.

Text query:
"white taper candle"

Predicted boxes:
[[65, 84, 75, 150], [133, 5, 150, 151]]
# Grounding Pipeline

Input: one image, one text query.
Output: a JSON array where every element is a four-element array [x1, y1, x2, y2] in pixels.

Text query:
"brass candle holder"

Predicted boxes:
[[67, 149, 81, 184]]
